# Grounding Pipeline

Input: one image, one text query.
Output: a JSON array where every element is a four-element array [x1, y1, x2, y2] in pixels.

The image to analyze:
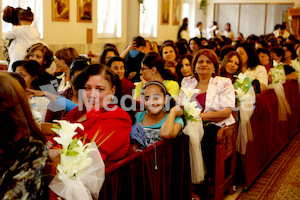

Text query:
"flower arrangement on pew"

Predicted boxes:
[[291, 59, 300, 90], [268, 61, 291, 121], [234, 73, 255, 154], [180, 88, 205, 184], [49, 120, 105, 200]]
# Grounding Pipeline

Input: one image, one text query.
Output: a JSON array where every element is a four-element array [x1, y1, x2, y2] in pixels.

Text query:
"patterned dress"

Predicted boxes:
[[0, 137, 48, 200]]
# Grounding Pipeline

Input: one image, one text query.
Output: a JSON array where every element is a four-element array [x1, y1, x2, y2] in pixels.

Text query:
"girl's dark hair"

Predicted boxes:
[[192, 49, 220, 80], [74, 64, 123, 106], [142, 52, 175, 81], [0, 73, 45, 143], [220, 51, 242, 82], [140, 81, 176, 112], [69, 56, 91, 84], [235, 42, 258, 69], [25, 43, 54, 69], [271, 47, 285, 62], [256, 48, 272, 66], [99, 47, 119, 64], [176, 54, 193, 82], [12, 60, 51, 90], [18, 7, 33, 22]]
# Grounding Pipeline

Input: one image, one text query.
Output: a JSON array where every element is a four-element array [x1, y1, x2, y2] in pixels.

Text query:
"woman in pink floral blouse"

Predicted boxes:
[[178, 49, 235, 184]]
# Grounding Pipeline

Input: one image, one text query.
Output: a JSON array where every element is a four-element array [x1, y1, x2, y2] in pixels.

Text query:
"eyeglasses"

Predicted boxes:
[[140, 67, 150, 71]]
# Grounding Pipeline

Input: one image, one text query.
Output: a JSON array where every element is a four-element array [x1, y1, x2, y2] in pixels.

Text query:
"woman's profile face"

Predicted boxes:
[[283, 47, 292, 60], [83, 74, 116, 110], [195, 54, 215, 77], [111, 61, 125, 80], [143, 85, 166, 115], [258, 52, 270, 66], [15, 66, 35, 89], [180, 58, 192, 77], [140, 64, 154, 82], [236, 47, 248, 66], [105, 51, 116, 64], [225, 55, 240, 75], [162, 46, 176, 63], [189, 40, 199, 52], [29, 50, 44, 66]]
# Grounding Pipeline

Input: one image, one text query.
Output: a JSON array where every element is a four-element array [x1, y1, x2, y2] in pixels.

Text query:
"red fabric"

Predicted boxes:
[[195, 92, 207, 111], [121, 77, 135, 96], [99, 134, 191, 200], [264, 63, 272, 73], [241, 80, 300, 188], [49, 105, 132, 163]]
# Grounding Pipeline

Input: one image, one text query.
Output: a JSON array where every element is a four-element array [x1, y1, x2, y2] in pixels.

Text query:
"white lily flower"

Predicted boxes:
[[235, 73, 248, 84], [291, 59, 300, 73], [52, 120, 84, 149], [181, 88, 200, 100], [186, 101, 202, 118], [236, 87, 245, 99]]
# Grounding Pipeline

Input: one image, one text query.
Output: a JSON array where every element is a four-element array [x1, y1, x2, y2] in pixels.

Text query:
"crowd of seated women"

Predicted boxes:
[[1, 27, 299, 199]]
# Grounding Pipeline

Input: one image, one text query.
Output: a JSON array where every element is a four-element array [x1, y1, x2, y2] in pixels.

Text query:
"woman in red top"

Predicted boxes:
[[47, 64, 132, 164]]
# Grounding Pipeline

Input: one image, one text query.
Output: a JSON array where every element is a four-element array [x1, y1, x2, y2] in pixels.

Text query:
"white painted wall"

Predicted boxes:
[[205, 0, 300, 32], [0, 0, 299, 60]]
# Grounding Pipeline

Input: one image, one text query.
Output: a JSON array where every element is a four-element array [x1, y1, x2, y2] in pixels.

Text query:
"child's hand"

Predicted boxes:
[[170, 105, 183, 117]]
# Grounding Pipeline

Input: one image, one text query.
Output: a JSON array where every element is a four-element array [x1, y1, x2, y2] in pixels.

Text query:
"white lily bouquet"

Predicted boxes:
[[268, 61, 291, 121], [291, 59, 300, 91], [49, 120, 105, 200], [180, 88, 205, 184], [234, 73, 255, 154]]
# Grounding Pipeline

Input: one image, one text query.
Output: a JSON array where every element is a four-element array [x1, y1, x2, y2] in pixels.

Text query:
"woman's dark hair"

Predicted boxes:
[[99, 47, 119, 64], [69, 56, 91, 84], [220, 51, 242, 81], [192, 49, 220, 80], [177, 22, 188, 40], [140, 81, 176, 112], [226, 23, 231, 31], [74, 64, 122, 106], [0, 73, 45, 143], [176, 54, 193, 82], [271, 47, 285, 62], [235, 42, 258, 69], [256, 48, 272, 66], [159, 41, 179, 62], [142, 52, 175, 81], [12, 60, 50, 90], [283, 43, 298, 60], [25, 43, 54, 69], [189, 37, 201, 51], [219, 45, 235, 61], [175, 40, 189, 56], [256, 40, 270, 49]]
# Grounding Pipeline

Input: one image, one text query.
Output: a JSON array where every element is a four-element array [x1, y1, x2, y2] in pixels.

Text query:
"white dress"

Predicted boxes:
[[245, 65, 268, 88], [6, 25, 40, 72]]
